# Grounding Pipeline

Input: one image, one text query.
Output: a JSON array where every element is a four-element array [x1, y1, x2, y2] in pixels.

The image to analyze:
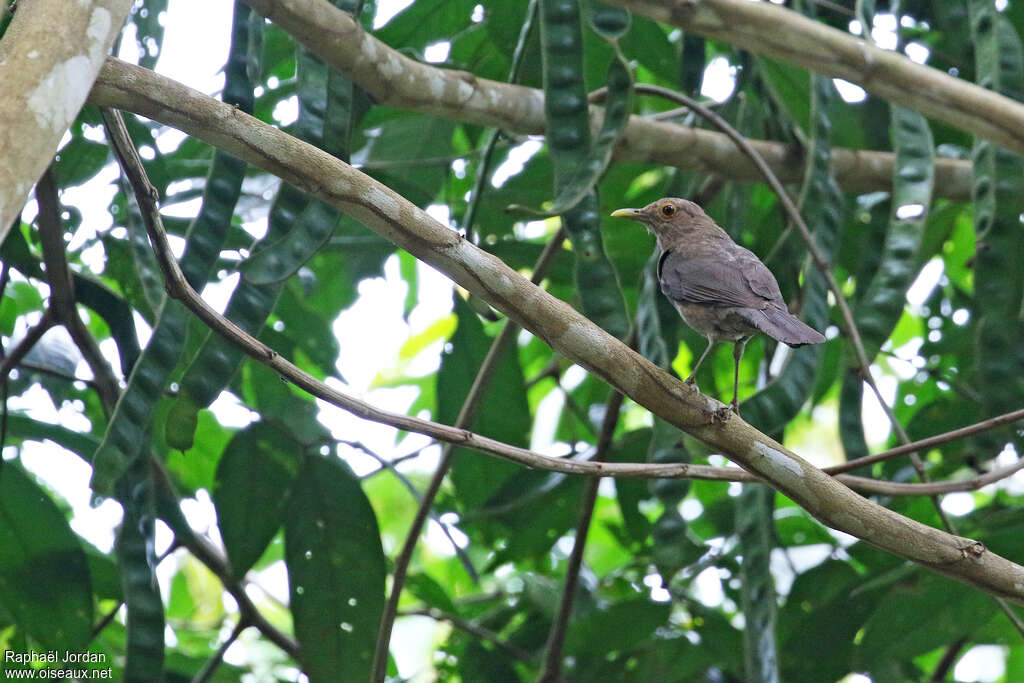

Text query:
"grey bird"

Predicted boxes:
[[612, 198, 825, 414]]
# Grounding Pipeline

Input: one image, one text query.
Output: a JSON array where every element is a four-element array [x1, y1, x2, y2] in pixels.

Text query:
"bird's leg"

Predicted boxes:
[[685, 338, 715, 386], [729, 339, 748, 414]]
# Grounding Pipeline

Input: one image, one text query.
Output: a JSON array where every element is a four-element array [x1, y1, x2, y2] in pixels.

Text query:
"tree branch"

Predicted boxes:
[[188, 0, 976, 200], [90, 66, 1024, 604], [35, 167, 120, 412], [606, 0, 1024, 159], [829, 407, 1024, 475], [0, 310, 56, 385], [0, 0, 132, 240]]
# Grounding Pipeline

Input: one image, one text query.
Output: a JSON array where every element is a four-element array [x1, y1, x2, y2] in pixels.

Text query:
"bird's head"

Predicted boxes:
[[611, 198, 723, 249]]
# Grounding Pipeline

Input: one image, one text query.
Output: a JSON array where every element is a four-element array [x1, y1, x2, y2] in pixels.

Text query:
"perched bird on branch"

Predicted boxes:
[[612, 198, 825, 415]]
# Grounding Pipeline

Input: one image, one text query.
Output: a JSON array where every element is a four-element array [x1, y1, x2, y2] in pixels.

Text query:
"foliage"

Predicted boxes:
[[1, 0, 1023, 681]]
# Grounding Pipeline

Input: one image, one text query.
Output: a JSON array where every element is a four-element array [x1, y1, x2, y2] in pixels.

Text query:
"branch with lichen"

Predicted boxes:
[[239, 0, 973, 200]]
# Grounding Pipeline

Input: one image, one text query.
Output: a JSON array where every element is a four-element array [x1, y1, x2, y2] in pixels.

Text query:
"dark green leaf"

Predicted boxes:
[[214, 422, 304, 579], [0, 463, 93, 650], [285, 454, 386, 681]]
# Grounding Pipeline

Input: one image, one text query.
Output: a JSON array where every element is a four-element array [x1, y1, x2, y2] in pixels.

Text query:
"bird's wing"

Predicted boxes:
[[658, 249, 783, 309], [734, 246, 785, 303]]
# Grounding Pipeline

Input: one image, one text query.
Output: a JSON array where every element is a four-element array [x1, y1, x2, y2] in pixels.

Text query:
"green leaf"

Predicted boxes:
[[214, 422, 304, 579], [2, 413, 100, 460], [285, 454, 386, 681], [164, 395, 200, 452], [757, 57, 810, 134], [457, 640, 521, 682], [54, 138, 110, 187], [84, 546, 123, 602], [405, 573, 458, 614], [565, 598, 670, 657], [355, 110, 457, 207], [0, 463, 93, 650], [441, 296, 531, 510], [856, 573, 997, 669], [778, 560, 881, 682]]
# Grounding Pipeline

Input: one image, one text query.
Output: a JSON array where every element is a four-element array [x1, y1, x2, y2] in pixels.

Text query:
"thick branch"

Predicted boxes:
[[607, 0, 1024, 159], [89, 63, 1024, 603], [0, 0, 131, 241], [240, 0, 972, 200]]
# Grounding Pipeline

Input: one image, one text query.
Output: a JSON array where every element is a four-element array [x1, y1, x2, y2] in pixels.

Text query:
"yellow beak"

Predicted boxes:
[[610, 208, 642, 219]]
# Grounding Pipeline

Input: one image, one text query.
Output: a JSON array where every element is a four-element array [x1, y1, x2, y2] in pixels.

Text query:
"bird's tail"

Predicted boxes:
[[746, 307, 826, 347]]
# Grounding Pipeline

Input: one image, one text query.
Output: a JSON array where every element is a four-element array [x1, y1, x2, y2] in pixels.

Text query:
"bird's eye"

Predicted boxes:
[[661, 204, 676, 217]]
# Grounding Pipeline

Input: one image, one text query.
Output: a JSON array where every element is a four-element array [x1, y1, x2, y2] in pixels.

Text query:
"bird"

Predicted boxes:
[[611, 198, 825, 415]]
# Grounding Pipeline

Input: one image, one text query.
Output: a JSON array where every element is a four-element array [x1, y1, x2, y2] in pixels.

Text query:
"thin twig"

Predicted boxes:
[[929, 638, 967, 682], [342, 438, 477, 580], [148, 460, 300, 657], [192, 617, 247, 683], [827, 406, 1024, 475], [835, 457, 1024, 496], [539, 388, 625, 683], [0, 310, 56, 384], [35, 169, 76, 320], [90, 602, 122, 640]]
